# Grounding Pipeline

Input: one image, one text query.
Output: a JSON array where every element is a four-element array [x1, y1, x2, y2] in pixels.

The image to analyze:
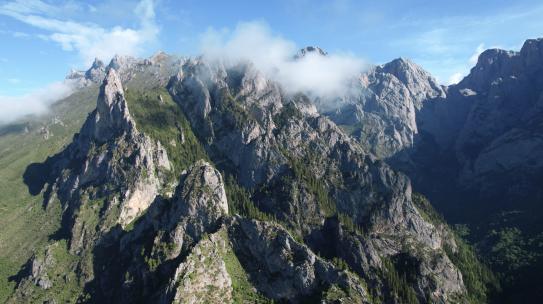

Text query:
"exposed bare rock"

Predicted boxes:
[[31, 247, 54, 290], [324, 58, 446, 158], [402, 38, 543, 223], [85, 58, 106, 83], [168, 58, 469, 302], [39, 125, 51, 139], [108, 55, 140, 80], [65, 58, 106, 86], [25, 68, 171, 253], [294, 46, 328, 59], [165, 229, 233, 304], [91, 68, 135, 142], [144, 160, 228, 257], [227, 217, 370, 303]]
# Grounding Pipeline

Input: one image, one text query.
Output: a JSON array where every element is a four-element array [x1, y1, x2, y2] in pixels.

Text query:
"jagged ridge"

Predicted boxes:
[[6, 49, 488, 304]]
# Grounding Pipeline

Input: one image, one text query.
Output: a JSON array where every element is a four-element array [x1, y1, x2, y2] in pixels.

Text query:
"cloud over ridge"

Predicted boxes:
[[199, 21, 365, 97]]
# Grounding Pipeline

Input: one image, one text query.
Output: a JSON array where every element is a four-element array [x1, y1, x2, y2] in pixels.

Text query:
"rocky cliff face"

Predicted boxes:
[[167, 58, 468, 302], [316, 38, 543, 225], [323, 58, 445, 159], [381, 38, 543, 303], [452, 40, 543, 195], [10, 51, 478, 304], [11, 68, 174, 302], [396, 38, 543, 221]]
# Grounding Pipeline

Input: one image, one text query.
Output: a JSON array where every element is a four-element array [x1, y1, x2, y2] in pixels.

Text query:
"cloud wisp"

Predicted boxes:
[[0, 0, 159, 66], [447, 43, 494, 85], [200, 21, 365, 97], [0, 0, 160, 125], [0, 80, 75, 125]]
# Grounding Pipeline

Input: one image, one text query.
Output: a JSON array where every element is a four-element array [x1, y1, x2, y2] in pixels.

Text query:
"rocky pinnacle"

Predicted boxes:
[[93, 68, 135, 141]]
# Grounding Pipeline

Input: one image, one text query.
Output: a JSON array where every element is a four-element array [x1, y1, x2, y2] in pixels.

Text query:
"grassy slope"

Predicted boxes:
[[0, 86, 97, 301]]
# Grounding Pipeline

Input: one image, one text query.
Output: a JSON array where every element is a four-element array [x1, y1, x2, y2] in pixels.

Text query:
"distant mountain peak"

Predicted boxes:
[[294, 46, 328, 59], [473, 48, 516, 70], [520, 38, 543, 68], [376, 57, 444, 102], [85, 58, 106, 83], [388, 57, 412, 65], [520, 37, 543, 54], [90, 58, 105, 69], [381, 57, 425, 75]]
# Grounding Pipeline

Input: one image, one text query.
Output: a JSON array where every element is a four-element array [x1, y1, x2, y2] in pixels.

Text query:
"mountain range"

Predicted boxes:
[[1, 39, 543, 303]]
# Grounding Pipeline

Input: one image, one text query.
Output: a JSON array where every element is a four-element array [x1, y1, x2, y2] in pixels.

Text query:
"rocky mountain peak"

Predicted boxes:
[[382, 57, 413, 68], [473, 48, 516, 71], [319, 55, 447, 158], [520, 38, 543, 68], [100, 68, 124, 107], [65, 69, 85, 80], [85, 58, 106, 83], [381, 57, 420, 77], [378, 57, 445, 101], [107, 54, 138, 76], [90, 58, 105, 69], [182, 159, 229, 217], [150, 50, 169, 64], [294, 46, 328, 59], [458, 48, 519, 93], [64, 58, 106, 85], [109, 54, 139, 68], [92, 68, 134, 141]]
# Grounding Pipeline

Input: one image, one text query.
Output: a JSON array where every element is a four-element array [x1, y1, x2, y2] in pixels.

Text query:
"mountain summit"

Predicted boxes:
[[294, 46, 328, 59]]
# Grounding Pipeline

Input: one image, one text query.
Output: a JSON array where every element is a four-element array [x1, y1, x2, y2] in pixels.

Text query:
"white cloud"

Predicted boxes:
[[0, 0, 62, 16], [0, 0, 160, 125], [199, 21, 365, 97], [0, 0, 159, 66], [447, 72, 464, 85], [0, 80, 75, 124], [442, 43, 490, 85]]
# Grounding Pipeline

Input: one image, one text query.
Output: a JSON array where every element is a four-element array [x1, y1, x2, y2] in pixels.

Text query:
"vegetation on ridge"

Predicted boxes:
[[125, 86, 209, 178]]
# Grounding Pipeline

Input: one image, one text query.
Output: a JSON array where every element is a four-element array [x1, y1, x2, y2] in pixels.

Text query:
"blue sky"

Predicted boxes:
[[1, 0, 543, 97]]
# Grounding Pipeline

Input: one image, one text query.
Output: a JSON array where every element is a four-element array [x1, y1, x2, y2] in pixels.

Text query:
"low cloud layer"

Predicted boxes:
[[0, 81, 75, 125], [200, 22, 365, 97], [0, 0, 158, 66], [0, 0, 159, 125]]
